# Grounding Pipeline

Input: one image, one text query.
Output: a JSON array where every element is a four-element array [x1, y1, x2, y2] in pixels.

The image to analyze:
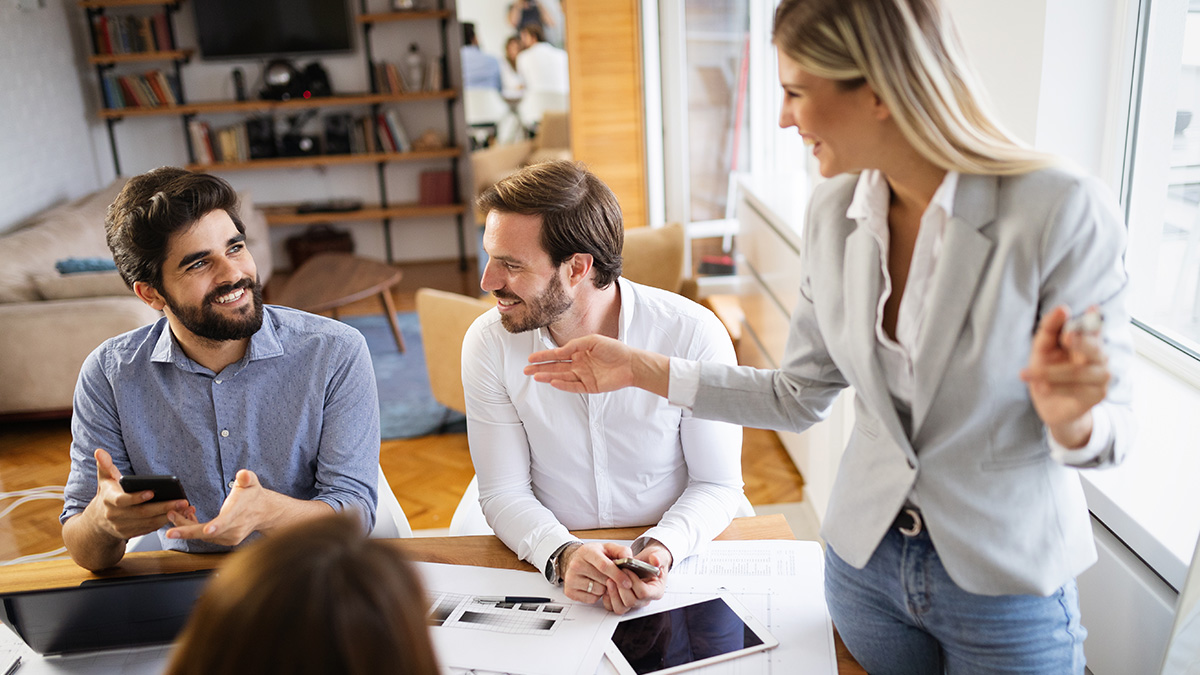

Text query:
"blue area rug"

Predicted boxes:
[[341, 312, 467, 440]]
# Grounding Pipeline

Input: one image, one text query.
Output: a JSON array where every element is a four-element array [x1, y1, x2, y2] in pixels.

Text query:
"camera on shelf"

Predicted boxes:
[[280, 110, 321, 157], [260, 60, 332, 101]]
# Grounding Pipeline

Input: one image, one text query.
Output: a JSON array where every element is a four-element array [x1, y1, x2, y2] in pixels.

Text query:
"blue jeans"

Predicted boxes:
[[825, 522, 1086, 674]]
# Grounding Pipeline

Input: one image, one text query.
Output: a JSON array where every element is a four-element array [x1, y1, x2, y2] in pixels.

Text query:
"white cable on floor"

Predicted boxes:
[[0, 485, 69, 565]]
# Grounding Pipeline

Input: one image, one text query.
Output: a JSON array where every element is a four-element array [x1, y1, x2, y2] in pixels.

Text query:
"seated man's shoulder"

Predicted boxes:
[[624, 281, 732, 354], [627, 280, 716, 324], [263, 305, 367, 351], [93, 316, 168, 362]]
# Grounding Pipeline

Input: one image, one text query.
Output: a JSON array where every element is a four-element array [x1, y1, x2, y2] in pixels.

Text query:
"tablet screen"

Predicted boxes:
[[610, 597, 766, 675]]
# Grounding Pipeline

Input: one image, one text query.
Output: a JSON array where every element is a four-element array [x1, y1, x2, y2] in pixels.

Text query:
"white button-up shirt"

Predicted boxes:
[[463, 278, 747, 577]]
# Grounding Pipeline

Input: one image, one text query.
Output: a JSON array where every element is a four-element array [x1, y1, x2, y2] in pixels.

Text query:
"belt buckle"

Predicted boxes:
[[898, 508, 922, 536]]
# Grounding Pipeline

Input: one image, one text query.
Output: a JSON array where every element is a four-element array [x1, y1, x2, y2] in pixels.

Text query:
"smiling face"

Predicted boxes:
[[777, 49, 887, 178], [479, 210, 573, 334], [142, 209, 263, 343]]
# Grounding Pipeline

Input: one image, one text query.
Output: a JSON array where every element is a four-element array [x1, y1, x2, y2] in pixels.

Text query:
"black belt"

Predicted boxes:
[[894, 507, 923, 536]]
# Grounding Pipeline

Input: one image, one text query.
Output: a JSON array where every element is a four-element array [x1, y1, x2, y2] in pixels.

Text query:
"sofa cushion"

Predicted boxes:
[[55, 257, 119, 274], [0, 180, 273, 304], [34, 271, 131, 301], [0, 179, 125, 303]]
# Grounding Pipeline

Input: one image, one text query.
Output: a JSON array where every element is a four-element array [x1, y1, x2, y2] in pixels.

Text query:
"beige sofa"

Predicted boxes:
[[0, 180, 272, 418]]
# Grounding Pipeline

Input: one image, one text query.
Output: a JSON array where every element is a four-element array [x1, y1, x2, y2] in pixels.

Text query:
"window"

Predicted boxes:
[[1124, 0, 1200, 361], [656, 0, 807, 228]]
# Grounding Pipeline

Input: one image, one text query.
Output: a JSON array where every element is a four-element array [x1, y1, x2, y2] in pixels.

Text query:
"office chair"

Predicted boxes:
[[413, 288, 497, 536], [621, 222, 699, 300], [124, 465, 410, 552], [464, 87, 516, 150]]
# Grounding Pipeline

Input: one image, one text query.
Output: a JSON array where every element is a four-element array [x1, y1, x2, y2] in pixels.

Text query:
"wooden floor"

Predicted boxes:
[[0, 259, 803, 562]]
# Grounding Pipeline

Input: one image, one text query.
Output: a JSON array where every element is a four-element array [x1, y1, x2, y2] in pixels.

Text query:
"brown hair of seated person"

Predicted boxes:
[[163, 513, 439, 675]]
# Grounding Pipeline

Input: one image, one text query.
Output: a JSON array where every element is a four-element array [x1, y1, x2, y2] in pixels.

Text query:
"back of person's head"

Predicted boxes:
[[521, 23, 545, 45], [772, 0, 1053, 175], [163, 513, 439, 675], [477, 160, 623, 289], [505, 35, 522, 64], [463, 22, 477, 46], [105, 167, 245, 292]]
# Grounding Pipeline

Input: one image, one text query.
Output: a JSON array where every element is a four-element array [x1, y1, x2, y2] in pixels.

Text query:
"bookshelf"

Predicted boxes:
[[184, 148, 462, 173], [77, 0, 470, 268], [96, 91, 456, 120]]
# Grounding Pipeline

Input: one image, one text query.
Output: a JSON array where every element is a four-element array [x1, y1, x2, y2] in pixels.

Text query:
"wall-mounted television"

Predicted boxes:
[[193, 0, 353, 60]]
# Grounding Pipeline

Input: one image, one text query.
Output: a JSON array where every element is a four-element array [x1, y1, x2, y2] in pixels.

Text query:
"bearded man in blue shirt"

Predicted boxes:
[[61, 167, 380, 571]]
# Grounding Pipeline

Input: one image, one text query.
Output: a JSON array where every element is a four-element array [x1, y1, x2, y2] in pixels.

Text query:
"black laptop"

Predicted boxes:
[[0, 570, 212, 656]]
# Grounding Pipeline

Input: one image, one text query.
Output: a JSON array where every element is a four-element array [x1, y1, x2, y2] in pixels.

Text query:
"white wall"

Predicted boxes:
[[943, 0, 1128, 182], [0, 0, 105, 233], [120, 6, 464, 268], [457, 0, 515, 65], [943, 0, 1048, 147], [0, 2, 470, 267]]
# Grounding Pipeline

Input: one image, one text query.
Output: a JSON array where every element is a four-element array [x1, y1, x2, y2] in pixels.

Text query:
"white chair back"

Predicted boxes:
[[449, 475, 494, 536], [517, 90, 569, 131], [371, 465, 413, 538], [464, 87, 512, 126]]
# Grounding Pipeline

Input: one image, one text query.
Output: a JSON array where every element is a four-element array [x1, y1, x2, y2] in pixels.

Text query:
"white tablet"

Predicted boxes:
[[606, 592, 778, 675]]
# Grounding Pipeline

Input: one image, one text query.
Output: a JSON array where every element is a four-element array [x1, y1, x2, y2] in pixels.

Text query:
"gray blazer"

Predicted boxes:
[[693, 167, 1133, 596]]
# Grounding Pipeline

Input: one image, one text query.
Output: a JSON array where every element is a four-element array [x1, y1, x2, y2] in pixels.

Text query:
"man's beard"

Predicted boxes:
[[163, 277, 264, 342], [496, 272, 572, 334]]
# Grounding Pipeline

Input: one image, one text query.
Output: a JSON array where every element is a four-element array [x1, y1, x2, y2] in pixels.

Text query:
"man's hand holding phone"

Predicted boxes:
[[84, 448, 193, 542], [604, 542, 672, 615], [560, 540, 672, 615]]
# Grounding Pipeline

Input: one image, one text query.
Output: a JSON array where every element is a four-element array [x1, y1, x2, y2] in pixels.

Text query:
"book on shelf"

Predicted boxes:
[[383, 109, 412, 152], [91, 11, 174, 55], [102, 70, 179, 110], [348, 115, 373, 155], [375, 112, 398, 152], [187, 119, 215, 165], [374, 61, 405, 95], [425, 58, 443, 92], [152, 14, 172, 53]]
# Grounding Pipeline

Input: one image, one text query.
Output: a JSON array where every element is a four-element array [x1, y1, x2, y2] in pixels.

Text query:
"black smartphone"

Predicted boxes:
[[119, 475, 187, 503], [613, 557, 661, 580]]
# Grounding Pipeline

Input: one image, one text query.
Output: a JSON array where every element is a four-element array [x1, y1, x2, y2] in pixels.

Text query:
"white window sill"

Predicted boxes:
[[1081, 331, 1200, 590]]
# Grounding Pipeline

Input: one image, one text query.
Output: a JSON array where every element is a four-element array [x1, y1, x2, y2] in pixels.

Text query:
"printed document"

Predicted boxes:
[[416, 561, 620, 675]]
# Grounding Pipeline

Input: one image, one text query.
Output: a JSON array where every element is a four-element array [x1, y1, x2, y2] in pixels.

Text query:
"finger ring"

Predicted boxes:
[[586, 580, 594, 594]]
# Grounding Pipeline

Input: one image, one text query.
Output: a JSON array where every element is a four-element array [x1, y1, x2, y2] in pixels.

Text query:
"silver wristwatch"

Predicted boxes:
[[544, 541, 578, 585]]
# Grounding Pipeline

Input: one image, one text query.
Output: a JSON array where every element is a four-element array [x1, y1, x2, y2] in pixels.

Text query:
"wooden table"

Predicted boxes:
[[273, 252, 407, 352], [0, 515, 864, 674]]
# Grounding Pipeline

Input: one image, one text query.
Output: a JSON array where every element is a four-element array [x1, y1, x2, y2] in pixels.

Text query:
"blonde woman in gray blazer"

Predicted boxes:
[[526, 0, 1131, 673]]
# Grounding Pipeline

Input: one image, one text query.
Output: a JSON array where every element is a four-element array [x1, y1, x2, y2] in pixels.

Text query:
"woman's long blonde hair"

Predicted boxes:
[[773, 0, 1055, 175]]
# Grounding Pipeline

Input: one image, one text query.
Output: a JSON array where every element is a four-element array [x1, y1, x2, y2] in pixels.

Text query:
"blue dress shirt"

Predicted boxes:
[[61, 305, 380, 553], [461, 45, 502, 91]]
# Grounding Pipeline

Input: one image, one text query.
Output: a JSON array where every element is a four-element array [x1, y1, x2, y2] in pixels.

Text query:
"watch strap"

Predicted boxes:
[[544, 540, 579, 584]]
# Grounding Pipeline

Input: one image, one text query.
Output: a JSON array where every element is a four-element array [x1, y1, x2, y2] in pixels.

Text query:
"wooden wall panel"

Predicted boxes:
[[564, 0, 648, 229]]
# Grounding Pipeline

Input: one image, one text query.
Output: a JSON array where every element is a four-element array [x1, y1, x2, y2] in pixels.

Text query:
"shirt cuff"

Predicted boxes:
[[1049, 407, 1111, 467], [667, 357, 701, 409], [634, 527, 687, 569], [533, 534, 579, 584]]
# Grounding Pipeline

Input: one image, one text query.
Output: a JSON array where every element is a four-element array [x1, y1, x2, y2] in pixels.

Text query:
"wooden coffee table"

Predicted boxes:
[[273, 252, 406, 352]]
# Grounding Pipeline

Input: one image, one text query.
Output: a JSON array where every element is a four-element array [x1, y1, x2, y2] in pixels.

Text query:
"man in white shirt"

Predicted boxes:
[[515, 24, 569, 95], [462, 161, 747, 615], [514, 24, 569, 130]]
